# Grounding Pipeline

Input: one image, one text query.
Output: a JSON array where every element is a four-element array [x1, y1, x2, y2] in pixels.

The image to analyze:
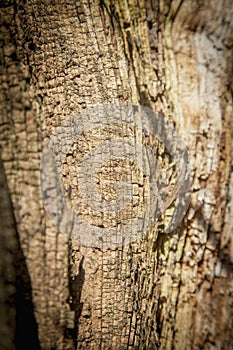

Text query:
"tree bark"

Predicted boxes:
[[0, 0, 232, 349], [0, 152, 40, 350]]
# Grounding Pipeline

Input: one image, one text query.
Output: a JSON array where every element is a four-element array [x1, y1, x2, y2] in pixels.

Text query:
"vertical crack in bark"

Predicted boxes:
[[67, 242, 85, 349]]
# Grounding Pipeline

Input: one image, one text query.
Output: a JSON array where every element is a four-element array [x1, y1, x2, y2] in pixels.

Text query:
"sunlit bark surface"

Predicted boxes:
[[0, 0, 232, 349]]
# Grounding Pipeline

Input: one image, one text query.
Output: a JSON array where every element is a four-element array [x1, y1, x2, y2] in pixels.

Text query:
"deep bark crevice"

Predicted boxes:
[[67, 242, 85, 349]]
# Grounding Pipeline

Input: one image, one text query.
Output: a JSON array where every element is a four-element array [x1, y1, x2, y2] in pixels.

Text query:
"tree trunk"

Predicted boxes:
[[0, 0, 232, 349]]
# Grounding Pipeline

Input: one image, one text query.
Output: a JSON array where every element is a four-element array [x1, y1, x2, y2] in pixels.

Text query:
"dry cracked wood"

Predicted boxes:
[[0, 0, 232, 349]]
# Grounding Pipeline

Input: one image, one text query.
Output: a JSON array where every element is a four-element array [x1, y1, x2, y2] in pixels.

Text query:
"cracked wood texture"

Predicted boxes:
[[0, 0, 232, 349]]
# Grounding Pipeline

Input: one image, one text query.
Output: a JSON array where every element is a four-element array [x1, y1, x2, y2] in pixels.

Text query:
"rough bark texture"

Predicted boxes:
[[0, 152, 40, 350], [0, 0, 232, 349]]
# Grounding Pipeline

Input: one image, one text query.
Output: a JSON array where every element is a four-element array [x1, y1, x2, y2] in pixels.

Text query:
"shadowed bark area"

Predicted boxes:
[[0, 152, 41, 350], [0, 0, 232, 349], [67, 247, 85, 349]]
